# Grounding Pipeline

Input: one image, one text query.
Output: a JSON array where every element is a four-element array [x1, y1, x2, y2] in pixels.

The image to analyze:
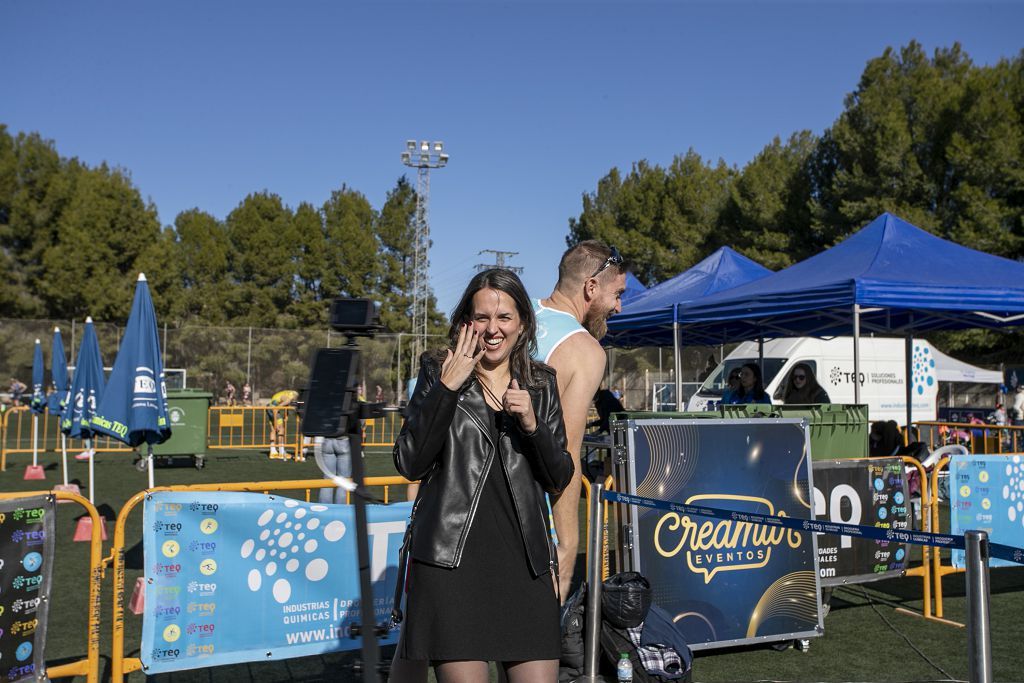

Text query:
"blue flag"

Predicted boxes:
[[90, 274, 171, 446], [30, 339, 46, 414], [48, 328, 69, 414], [63, 319, 106, 439]]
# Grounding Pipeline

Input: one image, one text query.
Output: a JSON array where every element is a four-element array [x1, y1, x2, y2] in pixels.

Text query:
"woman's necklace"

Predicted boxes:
[[475, 370, 508, 410]]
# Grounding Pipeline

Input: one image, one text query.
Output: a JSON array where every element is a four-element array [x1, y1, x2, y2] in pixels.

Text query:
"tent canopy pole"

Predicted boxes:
[[853, 305, 861, 405]]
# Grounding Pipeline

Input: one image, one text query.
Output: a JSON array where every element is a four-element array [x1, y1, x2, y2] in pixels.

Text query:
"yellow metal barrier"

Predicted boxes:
[[206, 405, 303, 456], [105, 476, 411, 683], [914, 420, 1024, 455], [893, 456, 933, 621], [0, 490, 104, 683], [362, 410, 404, 448], [1, 406, 132, 471], [928, 455, 966, 627], [582, 475, 614, 581]]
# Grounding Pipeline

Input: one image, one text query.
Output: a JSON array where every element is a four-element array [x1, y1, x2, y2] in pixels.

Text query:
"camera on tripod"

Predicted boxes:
[[299, 298, 384, 437]]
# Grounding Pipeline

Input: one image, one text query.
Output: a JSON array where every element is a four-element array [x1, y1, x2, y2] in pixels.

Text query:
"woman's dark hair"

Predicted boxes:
[[443, 268, 542, 388], [783, 362, 825, 403], [737, 362, 766, 400]]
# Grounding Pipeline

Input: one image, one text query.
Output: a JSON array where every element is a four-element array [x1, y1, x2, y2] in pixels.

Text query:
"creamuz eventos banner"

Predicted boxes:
[[0, 496, 55, 683], [616, 418, 821, 650], [811, 458, 910, 586], [950, 454, 1024, 569], [141, 491, 411, 674]]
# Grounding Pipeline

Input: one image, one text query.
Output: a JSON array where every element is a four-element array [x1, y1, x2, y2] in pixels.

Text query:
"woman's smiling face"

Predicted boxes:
[[470, 287, 522, 369]]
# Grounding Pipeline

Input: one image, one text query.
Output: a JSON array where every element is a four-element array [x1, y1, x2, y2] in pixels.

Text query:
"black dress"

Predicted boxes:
[[400, 408, 561, 661]]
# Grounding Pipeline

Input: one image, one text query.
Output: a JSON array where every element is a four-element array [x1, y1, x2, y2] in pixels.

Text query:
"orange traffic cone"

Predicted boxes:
[[73, 515, 108, 542]]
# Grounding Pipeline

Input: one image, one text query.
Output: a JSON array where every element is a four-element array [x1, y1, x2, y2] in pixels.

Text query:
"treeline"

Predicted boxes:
[[0, 131, 446, 335], [568, 42, 1024, 360]]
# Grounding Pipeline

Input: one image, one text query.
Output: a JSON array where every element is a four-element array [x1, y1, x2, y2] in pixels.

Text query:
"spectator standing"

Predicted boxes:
[[242, 382, 252, 405], [374, 383, 384, 403], [224, 380, 236, 406], [9, 377, 26, 407], [1013, 386, 1024, 427]]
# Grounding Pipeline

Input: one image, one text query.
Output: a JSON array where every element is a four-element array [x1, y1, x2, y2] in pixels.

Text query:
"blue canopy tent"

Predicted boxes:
[[605, 247, 772, 408], [677, 213, 1024, 424], [91, 273, 171, 488], [621, 272, 648, 305]]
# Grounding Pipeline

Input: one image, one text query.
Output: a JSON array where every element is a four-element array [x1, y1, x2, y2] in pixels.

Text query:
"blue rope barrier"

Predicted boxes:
[[602, 490, 1024, 565]]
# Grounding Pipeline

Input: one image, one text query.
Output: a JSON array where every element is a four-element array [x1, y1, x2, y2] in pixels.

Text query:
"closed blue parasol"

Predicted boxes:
[[90, 274, 170, 488], [30, 339, 45, 414], [64, 318, 106, 439], [48, 327, 69, 414], [91, 273, 170, 446]]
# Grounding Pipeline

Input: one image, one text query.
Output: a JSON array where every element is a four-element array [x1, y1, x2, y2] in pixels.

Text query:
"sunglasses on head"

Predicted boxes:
[[589, 246, 623, 279]]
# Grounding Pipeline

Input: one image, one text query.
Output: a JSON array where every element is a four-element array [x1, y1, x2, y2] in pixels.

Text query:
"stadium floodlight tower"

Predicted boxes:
[[401, 140, 449, 363]]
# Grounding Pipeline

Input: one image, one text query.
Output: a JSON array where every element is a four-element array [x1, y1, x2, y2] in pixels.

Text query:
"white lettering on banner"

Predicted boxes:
[[812, 484, 861, 549], [368, 521, 406, 582]]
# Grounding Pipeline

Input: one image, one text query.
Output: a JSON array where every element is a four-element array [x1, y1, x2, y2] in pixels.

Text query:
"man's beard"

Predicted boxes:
[[583, 308, 609, 340]]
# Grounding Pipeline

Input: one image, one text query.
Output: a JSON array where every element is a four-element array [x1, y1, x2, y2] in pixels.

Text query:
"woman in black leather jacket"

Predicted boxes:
[[392, 268, 573, 683]]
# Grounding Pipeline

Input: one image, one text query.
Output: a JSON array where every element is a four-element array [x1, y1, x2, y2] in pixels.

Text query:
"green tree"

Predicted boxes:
[[568, 151, 734, 285], [717, 132, 817, 269], [321, 185, 377, 300]]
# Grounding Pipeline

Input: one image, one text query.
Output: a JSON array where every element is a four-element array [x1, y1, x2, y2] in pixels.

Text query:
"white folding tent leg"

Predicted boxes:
[[87, 438, 95, 505], [61, 434, 68, 487], [148, 445, 155, 490], [32, 414, 38, 467]]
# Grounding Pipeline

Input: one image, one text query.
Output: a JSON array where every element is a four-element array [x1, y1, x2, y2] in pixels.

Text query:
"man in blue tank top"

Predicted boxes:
[[533, 240, 627, 599]]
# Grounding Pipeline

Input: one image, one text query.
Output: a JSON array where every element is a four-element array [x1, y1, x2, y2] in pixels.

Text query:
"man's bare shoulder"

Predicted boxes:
[[546, 332, 606, 381]]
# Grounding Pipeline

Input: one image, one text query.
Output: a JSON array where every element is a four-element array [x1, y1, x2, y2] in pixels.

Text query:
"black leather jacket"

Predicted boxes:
[[394, 355, 573, 577]]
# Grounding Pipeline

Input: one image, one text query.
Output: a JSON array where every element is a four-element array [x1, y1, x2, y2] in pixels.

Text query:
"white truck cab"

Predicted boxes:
[[686, 337, 940, 425]]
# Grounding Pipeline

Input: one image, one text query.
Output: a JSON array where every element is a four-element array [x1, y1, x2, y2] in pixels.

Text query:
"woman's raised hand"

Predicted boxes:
[[503, 379, 537, 434], [441, 323, 485, 391]]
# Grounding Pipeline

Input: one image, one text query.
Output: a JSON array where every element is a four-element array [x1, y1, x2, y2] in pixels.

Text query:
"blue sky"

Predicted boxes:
[[2, 1, 1022, 317]]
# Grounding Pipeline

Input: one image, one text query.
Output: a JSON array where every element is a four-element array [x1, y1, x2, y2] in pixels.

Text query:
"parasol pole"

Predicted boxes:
[[86, 438, 95, 505], [61, 434, 69, 487], [147, 445, 155, 490], [32, 414, 39, 467]]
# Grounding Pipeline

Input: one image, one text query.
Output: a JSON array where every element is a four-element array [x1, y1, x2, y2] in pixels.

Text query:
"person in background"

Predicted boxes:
[[721, 368, 741, 404], [224, 379, 236, 406], [375, 383, 384, 403], [9, 377, 26, 407], [266, 389, 300, 461], [698, 354, 716, 382], [316, 436, 351, 504], [724, 363, 771, 405], [1012, 385, 1024, 427], [532, 240, 626, 599], [782, 363, 831, 404], [242, 382, 252, 405], [869, 420, 902, 457]]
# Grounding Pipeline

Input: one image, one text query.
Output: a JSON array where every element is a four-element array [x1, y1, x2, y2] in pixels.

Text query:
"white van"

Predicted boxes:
[[685, 337, 940, 425]]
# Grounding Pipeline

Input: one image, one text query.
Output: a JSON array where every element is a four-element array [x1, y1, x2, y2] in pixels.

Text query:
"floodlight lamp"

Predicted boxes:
[[401, 152, 411, 163], [439, 153, 449, 164], [420, 153, 430, 164], [406, 140, 416, 151], [420, 141, 429, 152], [433, 142, 443, 152]]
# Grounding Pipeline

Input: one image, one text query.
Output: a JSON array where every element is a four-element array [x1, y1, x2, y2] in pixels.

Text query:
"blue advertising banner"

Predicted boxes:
[[950, 454, 1024, 569], [618, 418, 821, 650], [141, 492, 411, 674], [0, 496, 55, 683]]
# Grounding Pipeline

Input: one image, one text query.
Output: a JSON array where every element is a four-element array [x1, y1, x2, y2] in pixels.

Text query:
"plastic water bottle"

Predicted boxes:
[[617, 652, 633, 683]]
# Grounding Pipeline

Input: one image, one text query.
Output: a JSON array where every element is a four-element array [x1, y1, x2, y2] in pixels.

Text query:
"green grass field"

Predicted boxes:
[[1, 445, 1022, 682]]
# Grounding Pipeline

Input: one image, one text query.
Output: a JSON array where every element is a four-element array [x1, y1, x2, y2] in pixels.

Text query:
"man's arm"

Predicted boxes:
[[546, 332, 607, 597]]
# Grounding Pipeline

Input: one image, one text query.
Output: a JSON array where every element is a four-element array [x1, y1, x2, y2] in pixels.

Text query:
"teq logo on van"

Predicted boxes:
[[828, 343, 936, 394]]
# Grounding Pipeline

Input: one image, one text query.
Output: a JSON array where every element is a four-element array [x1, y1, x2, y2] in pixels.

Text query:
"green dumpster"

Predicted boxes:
[[151, 389, 213, 468], [721, 403, 869, 460]]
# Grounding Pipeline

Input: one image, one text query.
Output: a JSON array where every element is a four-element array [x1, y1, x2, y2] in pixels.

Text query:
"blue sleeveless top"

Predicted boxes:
[[532, 299, 587, 363]]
